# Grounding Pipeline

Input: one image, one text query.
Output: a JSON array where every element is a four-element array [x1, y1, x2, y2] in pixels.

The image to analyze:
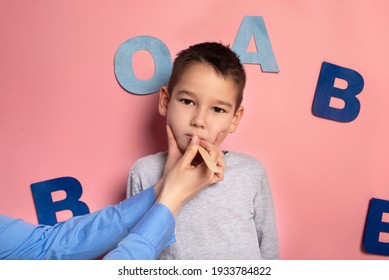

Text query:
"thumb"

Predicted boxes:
[[178, 135, 199, 168], [213, 131, 227, 147]]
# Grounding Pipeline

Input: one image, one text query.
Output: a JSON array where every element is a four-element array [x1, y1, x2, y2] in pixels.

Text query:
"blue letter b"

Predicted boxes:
[[363, 198, 389, 256], [31, 177, 90, 225], [312, 61, 364, 122]]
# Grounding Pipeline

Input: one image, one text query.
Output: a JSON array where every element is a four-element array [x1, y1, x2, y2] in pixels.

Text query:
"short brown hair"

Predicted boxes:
[[167, 42, 246, 110]]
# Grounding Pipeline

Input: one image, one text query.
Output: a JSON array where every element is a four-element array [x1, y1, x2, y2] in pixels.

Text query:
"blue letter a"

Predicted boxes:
[[312, 61, 364, 122], [232, 16, 279, 72], [31, 177, 90, 225]]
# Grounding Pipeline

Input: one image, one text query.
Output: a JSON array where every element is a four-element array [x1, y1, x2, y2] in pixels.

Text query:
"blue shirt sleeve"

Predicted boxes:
[[103, 203, 175, 260], [0, 187, 175, 260]]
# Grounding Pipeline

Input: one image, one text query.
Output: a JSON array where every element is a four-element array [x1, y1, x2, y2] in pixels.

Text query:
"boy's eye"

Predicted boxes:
[[180, 99, 194, 106], [212, 107, 226, 113]]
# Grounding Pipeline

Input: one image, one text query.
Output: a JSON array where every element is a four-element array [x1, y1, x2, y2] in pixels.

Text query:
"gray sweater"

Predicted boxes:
[[127, 151, 279, 259]]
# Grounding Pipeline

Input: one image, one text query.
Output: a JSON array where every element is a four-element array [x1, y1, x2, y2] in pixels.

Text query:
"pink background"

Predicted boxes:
[[1, 0, 388, 259]]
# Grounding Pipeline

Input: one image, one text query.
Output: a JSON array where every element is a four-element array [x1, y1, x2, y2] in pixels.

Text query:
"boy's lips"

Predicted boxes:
[[186, 134, 206, 142]]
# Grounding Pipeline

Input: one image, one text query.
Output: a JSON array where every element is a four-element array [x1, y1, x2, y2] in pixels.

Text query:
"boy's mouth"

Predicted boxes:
[[186, 134, 206, 143]]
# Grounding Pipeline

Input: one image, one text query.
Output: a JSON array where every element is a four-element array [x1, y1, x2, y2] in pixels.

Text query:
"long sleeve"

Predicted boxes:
[[0, 187, 174, 260], [253, 168, 279, 259], [104, 203, 175, 259]]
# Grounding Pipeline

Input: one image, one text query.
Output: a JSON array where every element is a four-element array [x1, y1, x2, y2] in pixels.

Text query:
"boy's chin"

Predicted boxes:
[[177, 144, 188, 154], [178, 139, 191, 153]]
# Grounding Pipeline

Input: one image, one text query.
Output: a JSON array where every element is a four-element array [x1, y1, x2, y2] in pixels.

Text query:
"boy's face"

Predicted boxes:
[[159, 62, 244, 152]]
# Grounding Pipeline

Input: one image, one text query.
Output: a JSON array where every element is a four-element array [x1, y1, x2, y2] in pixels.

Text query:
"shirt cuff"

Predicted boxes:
[[130, 203, 176, 258]]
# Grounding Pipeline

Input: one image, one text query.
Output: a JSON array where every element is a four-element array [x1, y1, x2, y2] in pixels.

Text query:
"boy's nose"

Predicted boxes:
[[190, 110, 206, 128]]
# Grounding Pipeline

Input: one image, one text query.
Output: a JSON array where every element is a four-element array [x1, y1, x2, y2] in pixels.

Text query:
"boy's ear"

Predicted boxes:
[[158, 86, 170, 117], [228, 106, 244, 133]]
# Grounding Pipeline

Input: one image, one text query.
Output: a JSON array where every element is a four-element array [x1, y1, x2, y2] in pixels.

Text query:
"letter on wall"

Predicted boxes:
[[232, 16, 279, 72], [312, 61, 364, 122], [31, 177, 90, 225], [363, 198, 389, 256], [114, 36, 172, 95]]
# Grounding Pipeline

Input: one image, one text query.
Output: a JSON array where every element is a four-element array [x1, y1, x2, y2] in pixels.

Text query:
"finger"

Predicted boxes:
[[210, 166, 225, 185], [200, 140, 222, 163], [213, 156, 226, 183], [215, 157, 226, 175], [213, 131, 227, 147], [212, 173, 224, 184], [178, 135, 199, 168], [216, 156, 226, 169], [198, 146, 219, 172]]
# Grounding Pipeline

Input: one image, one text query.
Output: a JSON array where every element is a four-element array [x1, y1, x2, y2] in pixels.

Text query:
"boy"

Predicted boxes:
[[127, 42, 279, 259]]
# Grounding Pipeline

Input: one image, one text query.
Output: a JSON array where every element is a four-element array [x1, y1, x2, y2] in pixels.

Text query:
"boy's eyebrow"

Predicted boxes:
[[176, 90, 234, 108], [214, 99, 233, 109], [176, 89, 195, 96]]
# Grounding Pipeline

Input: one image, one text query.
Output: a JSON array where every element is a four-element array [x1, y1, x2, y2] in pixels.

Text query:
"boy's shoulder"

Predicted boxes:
[[130, 151, 167, 173], [225, 150, 267, 173], [130, 150, 266, 174]]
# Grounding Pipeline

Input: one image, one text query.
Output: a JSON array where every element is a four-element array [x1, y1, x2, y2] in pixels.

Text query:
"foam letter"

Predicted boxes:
[[363, 198, 389, 256], [114, 36, 172, 95], [312, 61, 364, 122], [232, 16, 279, 72], [31, 177, 90, 225]]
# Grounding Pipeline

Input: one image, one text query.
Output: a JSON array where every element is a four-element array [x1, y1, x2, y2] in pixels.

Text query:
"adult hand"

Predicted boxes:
[[156, 132, 225, 216], [162, 125, 183, 179], [162, 125, 226, 183]]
